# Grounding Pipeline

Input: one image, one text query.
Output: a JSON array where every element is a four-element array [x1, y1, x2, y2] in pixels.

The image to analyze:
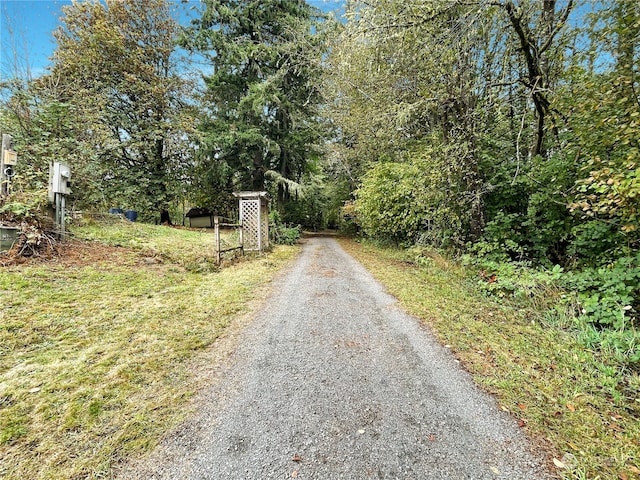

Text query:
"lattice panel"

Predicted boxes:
[[261, 204, 269, 248], [241, 199, 261, 250]]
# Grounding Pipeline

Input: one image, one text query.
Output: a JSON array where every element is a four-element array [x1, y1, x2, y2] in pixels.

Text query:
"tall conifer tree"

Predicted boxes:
[[184, 0, 324, 204]]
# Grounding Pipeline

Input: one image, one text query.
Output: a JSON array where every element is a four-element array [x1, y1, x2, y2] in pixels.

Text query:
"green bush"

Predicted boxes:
[[468, 248, 639, 330], [462, 252, 639, 367], [480, 153, 577, 266], [269, 210, 302, 245], [355, 161, 431, 244], [561, 254, 640, 329], [568, 220, 627, 266], [463, 253, 564, 300], [0, 191, 48, 224], [473, 212, 529, 262]]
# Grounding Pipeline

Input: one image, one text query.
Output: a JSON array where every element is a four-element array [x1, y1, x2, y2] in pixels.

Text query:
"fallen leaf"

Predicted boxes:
[[518, 403, 527, 410], [610, 423, 624, 432], [292, 455, 302, 463], [619, 473, 628, 480], [566, 403, 575, 412], [292, 470, 299, 478], [488, 274, 497, 283], [490, 466, 500, 474], [553, 458, 567, 469], [28, 387, 41, 393], [567, 442, 579, 451], [628, 465, 640, 474], [428, 434, 436, 442], [518, 419, 527, 427]]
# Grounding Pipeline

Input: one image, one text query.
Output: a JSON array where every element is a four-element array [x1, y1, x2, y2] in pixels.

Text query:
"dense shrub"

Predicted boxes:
[[269, 210, 302, 245], [355, 161, 429, 244], [561, 254, 640, 329]]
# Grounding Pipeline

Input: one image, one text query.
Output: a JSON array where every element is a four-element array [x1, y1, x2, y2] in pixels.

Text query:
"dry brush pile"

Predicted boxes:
[[0, 194, 59, 264]]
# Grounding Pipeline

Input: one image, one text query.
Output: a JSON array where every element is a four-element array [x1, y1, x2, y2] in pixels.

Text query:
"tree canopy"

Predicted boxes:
[[180, 0, 326, 214], [1, 0, 638, 260], [324, 0, 639, 264], [2, 0, 195, 219]]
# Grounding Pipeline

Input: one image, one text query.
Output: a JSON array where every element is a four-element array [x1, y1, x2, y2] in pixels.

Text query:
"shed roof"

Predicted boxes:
[[185, 207, 213, 218]]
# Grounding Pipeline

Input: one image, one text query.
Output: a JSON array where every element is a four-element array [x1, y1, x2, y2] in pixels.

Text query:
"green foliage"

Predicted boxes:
[[327, 0, 492, 238], [324, 0, 640, 296], [464, 252, 564, 300], [562, 254, 640, 329], [0, 201, 36, 222], [1, 83, 91, 195], [269, 210, 302, 245], [184, 0, 326, 202], [565, 64, 640, 248], [1, 1, 197, 218], [277, 173, 322, 230], [0, 191, 48, 223], [355, 161, 428, 244], [40, 0, 195, 216], [325, 0, 578, 254], [355, 139, 483, 248], [568, 220, 626, 265], [460, 252, 640, 378], [479, 152, 578, 265], [469, 244, 639, 330], [562, 1, 640, 250], [474, 212, 528, 262]]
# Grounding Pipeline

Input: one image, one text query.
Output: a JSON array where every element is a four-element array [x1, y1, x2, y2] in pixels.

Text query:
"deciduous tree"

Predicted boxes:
[[47, 0, 196, 217]]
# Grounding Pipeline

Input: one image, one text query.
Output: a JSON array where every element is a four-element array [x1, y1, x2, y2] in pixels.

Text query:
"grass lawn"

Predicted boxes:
[[340, 238, 640, 480], [0, 218, 298, 479]]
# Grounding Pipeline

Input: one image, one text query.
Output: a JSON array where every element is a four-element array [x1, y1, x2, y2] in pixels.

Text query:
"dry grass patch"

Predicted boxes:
[[0, 220, 298, 479]]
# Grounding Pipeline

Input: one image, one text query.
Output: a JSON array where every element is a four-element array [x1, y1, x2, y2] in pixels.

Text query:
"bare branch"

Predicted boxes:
[[539, 0, 574, 55]]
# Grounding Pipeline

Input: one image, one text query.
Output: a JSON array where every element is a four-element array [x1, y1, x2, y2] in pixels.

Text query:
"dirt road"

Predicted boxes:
[[118, 237, 551, 479]]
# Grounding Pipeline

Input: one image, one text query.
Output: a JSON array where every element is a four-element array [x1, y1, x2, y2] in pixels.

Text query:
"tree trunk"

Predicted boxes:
[[503, 0, 573, 158], [252, 149, 265, 190]]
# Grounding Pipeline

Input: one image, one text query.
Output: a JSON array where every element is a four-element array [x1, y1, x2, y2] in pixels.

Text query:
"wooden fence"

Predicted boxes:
[[213, 216, 243, 264]]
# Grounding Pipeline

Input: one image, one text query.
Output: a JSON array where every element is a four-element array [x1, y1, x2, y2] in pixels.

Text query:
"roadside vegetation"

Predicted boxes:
[[327, 4, 640, 478], [0, 219, 298, 480], [340, 238, 640, 480]]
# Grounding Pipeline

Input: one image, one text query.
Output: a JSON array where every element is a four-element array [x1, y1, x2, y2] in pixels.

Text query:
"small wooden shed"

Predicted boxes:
[[233, 191, 270, 252], [185, 207, 214, 228]]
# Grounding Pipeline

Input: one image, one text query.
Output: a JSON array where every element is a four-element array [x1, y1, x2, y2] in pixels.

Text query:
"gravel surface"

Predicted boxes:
[[117, 237, 552, 480]]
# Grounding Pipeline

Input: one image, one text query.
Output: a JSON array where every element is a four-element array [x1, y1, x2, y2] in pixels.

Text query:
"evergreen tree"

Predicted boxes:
[[184, 0, 325, 206]]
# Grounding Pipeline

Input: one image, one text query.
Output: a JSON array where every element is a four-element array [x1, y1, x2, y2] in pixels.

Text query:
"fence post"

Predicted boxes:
[[214, 215, 221, 264]]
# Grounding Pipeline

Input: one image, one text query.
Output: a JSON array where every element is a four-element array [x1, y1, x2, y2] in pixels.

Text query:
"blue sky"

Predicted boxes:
[[0, 0, 345, 80]]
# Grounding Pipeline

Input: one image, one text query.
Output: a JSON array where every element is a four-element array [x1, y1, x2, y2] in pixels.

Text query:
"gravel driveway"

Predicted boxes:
[[118, 237, 552, 479]]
